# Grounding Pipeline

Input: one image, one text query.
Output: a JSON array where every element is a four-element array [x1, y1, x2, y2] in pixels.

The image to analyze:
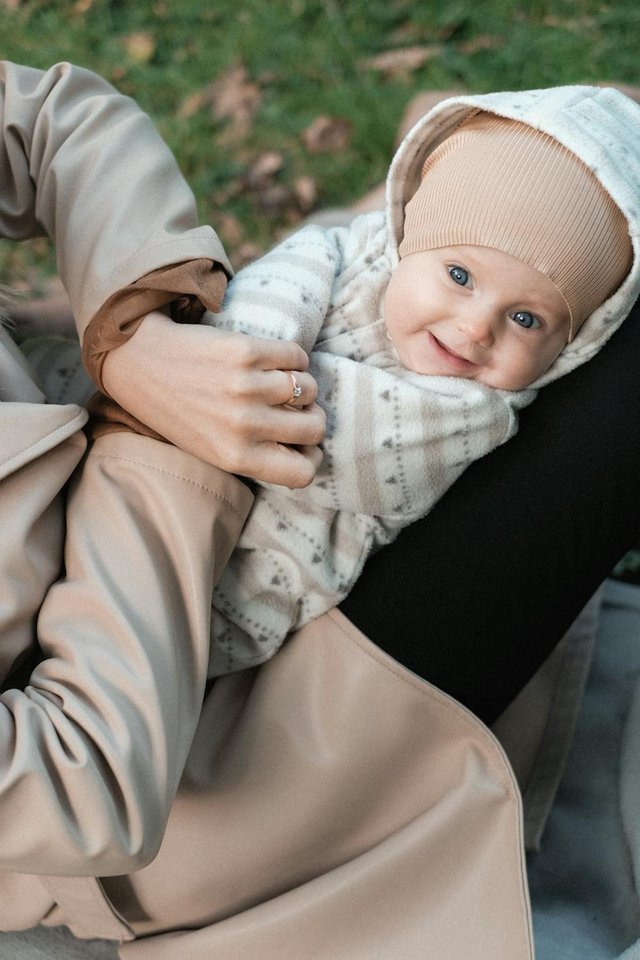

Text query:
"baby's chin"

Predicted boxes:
[[472, 369, 549, 391], [472, 373, 534, 391]]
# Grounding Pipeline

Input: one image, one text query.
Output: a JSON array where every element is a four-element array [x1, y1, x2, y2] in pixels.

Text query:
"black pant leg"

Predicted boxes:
[[340, 303, 640, 724]]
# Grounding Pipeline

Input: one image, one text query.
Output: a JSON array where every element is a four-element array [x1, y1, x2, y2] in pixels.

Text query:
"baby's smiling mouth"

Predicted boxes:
[[429, 333, 478, 368]]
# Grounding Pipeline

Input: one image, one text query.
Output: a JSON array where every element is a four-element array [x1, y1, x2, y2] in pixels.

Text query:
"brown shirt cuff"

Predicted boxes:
[[85, 393, 166, 443], [81, 259, 228, 392]]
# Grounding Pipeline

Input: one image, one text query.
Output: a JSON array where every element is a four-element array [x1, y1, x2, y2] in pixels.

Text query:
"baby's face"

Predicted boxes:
[[384, 245, 572, 390]]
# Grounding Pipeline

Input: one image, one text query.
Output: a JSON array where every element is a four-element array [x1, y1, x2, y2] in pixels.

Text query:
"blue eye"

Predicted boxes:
[[448, 265, 469, 286], [511, 310, 540, 330]]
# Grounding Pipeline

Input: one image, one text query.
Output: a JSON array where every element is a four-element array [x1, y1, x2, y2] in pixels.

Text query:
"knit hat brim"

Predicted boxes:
[[398, 111, 632, 338], [383, 85, 640, 389]]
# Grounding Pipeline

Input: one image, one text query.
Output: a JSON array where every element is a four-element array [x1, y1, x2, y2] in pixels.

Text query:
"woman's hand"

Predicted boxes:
[[101, 311, 326, 488]]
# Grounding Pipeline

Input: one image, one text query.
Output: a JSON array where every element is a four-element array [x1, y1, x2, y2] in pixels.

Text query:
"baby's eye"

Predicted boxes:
[[510, 310, 541, 330], [448, 265, 469, 286]]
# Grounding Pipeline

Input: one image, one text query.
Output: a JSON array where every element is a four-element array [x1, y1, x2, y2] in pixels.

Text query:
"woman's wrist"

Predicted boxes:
[[100, 310, 170, 403]]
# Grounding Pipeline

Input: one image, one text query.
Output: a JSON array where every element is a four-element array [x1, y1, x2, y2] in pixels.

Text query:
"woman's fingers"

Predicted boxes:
[[240, 334, 310, 373], [223, 336, 317, 407], [238, 442, 324, 490], [281, 370, 305, 407], [246, 368, 318, 408], [256, 401, 326, 446], [101, 314, 326, 487]]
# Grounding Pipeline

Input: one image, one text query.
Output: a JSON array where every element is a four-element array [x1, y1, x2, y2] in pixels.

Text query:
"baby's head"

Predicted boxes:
[[384, 111, 632, 390]]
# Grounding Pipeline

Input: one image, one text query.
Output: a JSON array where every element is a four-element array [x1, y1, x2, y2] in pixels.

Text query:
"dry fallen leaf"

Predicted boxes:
[[243, 152, 317, 223], [255, 184, 295, 216], [247, 152, 284, 189], [359, 45, 442, 76], [123, 32, 156, 64], [177, 64, 261, 141], [217, 213, 245, 248], [293, 175, 318, 213], [542, 13, 595, 30], [235, 242, 264, 267], [302, 116, 352, 154], [178, 90, 208, 119], [394, 89, 467, 144], [458, 34, 503, 55], [210, 63, 261, 141], [211, 180, 245, 206]]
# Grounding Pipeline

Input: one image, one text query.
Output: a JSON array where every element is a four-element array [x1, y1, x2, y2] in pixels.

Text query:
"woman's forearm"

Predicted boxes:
[[0, 60, 229, 339], [0, 61, 325, 485]]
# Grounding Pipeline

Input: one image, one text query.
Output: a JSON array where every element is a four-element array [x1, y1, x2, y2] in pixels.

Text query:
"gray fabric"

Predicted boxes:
[[494, 590, 600, 851], [529, 579, 640, 959], [0, 925, 117, 958]]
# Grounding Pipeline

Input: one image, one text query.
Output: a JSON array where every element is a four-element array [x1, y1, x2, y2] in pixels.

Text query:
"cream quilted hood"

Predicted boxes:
[[385, 85, 640, 387]]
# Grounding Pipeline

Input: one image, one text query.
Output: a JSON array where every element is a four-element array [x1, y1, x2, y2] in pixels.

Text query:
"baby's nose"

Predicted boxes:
[[457, 312, 495, 348]]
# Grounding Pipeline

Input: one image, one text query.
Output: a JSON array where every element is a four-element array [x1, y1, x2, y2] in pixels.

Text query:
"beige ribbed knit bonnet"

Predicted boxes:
[[398, 110, 632, 339]]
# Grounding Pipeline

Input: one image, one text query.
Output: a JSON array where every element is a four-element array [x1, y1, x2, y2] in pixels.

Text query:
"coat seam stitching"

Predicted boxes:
[[88, 452, 247, 519]]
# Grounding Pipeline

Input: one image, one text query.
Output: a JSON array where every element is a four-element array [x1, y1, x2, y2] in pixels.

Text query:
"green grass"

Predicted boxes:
[[2, 0, 640, 286], [4, 1, 640, 577]]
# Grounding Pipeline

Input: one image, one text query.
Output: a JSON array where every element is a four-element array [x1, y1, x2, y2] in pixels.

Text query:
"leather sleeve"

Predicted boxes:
[[0, 433, 252, 876], [82, 260, 228, 391], [0, 60, 231, 349], [0, 62, 250, 878]]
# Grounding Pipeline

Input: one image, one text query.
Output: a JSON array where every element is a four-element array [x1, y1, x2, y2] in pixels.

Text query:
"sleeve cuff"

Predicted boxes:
[[81, 259, 228, 391]]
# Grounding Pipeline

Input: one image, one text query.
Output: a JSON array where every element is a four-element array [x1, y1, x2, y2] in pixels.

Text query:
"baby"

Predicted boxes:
[[208, 85, 640, 675]]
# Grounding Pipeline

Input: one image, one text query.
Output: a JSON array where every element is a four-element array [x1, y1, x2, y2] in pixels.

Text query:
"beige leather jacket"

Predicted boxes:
[[0, 61, 534, 958], [0, 56, 250, 928]]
